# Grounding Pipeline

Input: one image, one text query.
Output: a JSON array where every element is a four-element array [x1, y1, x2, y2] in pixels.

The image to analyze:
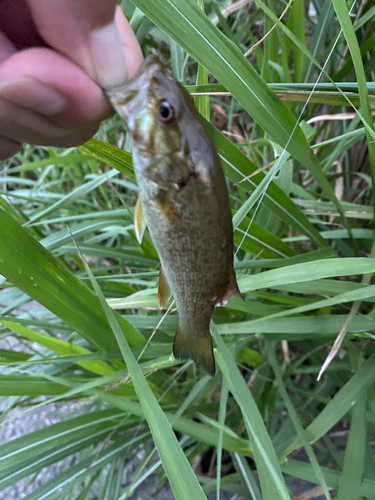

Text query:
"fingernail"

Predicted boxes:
[[0, 78, 66, 115], [88, 20, 127, 88]]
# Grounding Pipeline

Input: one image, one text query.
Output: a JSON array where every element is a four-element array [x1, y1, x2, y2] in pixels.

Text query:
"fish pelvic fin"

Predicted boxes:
[[158, 264, 172, 308], [216, 271, 242, 307], [134, 196, 146, 244], [173, 325, 215, 376]]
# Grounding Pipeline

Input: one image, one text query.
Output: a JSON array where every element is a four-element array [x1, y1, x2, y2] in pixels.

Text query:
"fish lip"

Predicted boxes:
[[104, 56, 163, 119]]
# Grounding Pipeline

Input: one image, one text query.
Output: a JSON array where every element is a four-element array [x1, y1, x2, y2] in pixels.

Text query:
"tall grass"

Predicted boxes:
[[1, 0, 375, 498]]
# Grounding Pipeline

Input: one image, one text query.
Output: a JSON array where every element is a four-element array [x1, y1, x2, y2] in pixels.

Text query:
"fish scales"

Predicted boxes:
[[107, 57, 241, 375]]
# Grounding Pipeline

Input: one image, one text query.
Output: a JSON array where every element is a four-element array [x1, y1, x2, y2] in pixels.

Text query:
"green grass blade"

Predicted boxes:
[[78, 139, 135, 180], [281, 460, 375, 499], [0, 319, 114, 376], [239, 258, 375, 293], [336, 394, 367, 500], [332, 0, 375, 223], [0, 208, 145, 349], [211, 323, 290, 500], [267, 342, 331, 499], [205, 123, 325, 247], [281, 352, 375, 458]]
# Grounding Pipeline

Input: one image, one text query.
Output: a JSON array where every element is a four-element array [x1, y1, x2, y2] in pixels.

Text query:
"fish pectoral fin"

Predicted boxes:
[[158, 264, 172, 308], [173, 326, 215, 376], [216, 272, 242, 307], [134, 196, 147, 244]]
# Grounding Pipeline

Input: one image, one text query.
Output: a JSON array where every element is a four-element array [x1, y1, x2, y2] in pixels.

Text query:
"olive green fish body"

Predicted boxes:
[[107, 58, 240, 375]]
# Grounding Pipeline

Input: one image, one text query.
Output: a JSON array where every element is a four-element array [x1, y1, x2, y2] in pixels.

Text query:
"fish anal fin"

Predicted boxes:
[[173, 325, 215, 376], [158, 264, 172, 308], [216, 272, 242, 307], [134, 196, 146, 244]]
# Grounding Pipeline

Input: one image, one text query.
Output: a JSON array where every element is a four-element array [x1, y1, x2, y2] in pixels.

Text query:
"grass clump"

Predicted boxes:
[[1, 1, 375, 499]]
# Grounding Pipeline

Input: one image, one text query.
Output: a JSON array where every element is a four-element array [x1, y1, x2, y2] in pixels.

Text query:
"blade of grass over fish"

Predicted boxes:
[[78, 139, 135, 181], [131, 0, 348, 225], [211, 323, 290, 500], [0, 208, 145, 349], [77, 247, 207, 500]]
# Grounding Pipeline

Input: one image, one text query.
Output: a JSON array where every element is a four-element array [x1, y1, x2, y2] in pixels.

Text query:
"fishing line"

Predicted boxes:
[[234, 0, 358, 258]]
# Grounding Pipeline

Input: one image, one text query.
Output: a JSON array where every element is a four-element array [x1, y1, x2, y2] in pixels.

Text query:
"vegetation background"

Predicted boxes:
[[0, 0, 375, 499]]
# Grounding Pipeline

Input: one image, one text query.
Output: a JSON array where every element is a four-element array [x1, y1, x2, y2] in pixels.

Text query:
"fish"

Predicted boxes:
[[106, 57, 241, 375]]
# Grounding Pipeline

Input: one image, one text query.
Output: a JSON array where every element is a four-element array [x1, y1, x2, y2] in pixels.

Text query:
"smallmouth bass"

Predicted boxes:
[[107, 57, 240, 375]]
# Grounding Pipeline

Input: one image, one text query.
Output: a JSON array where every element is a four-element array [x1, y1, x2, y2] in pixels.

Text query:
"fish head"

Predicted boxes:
[[106, 57, 193, 160]]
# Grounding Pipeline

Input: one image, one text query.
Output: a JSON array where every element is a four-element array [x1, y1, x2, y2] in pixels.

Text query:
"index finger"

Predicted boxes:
[[26, 0, 143, 87]]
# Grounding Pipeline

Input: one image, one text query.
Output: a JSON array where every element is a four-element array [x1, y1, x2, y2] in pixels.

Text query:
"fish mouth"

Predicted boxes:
[[104, 57, 162, 122]]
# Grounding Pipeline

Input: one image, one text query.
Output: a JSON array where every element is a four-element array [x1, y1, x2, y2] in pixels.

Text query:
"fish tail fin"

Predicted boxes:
[[173, 325, 215, 376]]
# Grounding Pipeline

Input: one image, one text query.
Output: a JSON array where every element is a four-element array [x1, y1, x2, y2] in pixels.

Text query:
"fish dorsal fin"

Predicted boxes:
[[134, 196, 146, 244], [215, 272, 242, 307], [158, 264, 172, 308]]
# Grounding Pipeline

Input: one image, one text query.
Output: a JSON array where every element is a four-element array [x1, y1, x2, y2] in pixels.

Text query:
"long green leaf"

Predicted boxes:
[[212, 324, 290, 499], [0, 208, 145, 349]]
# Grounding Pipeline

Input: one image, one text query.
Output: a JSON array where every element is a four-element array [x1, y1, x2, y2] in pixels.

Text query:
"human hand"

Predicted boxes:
[[0, 0, 143, 159]]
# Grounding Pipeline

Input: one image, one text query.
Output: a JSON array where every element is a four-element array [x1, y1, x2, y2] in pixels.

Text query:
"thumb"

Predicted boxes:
[[26, 0, 142, 88]]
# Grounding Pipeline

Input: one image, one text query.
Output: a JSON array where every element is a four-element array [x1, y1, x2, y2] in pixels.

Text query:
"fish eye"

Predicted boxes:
[[158, 100, 175, 123]]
